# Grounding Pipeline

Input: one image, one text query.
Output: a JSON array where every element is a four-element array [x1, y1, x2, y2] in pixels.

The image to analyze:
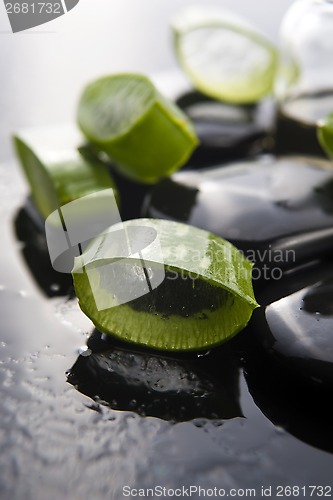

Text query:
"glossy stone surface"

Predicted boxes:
[[14, 202, 73, 297], [176, 91, 274, 167], [2, 163, 333, 496], [146, 156, 333, 286], [69, 331, 242, 422], [242, 332, 333, 453], [250, 261, 333, 385]]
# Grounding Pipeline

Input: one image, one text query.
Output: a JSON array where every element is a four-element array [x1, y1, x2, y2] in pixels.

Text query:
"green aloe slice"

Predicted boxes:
[[172, 6, 278, 104], [13, 125, 117, 219], [318, 112, 333, 159], [77, 74, 199, 183], [72, 219, 258, 352]]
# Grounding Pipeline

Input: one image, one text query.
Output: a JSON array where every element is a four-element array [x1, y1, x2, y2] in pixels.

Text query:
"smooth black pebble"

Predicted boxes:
[[177, 91, 274, 167], [249, 261, 333, 385], [145, 156, 333, 287], [68, 330, 242, 422], [242, 328, 333, 453], [14, 200, 73, 297]]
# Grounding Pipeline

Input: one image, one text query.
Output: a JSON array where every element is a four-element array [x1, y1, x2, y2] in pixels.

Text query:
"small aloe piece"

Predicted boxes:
[[72, 218, 258, 352], [77, 74, 199, 184], [13, 125, 117, 219], [318, 112, 333, 159], [172, 6, 278, 104]]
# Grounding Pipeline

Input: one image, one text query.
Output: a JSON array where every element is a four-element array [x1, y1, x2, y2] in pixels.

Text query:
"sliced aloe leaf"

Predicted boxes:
[[13, 125, 117, 219], [72, 219, 258, 352], [172, 6, 278, 104], [77, 74, 199, 183], [318, 112, 333, 159]]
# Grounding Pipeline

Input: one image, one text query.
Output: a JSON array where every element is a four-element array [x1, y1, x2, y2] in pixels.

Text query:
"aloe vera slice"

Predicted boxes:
[[318, 112, 333, 159], [72, 219, 258, 351], [77, 74, 199, 183], [172, 6, 278, 104], [13, 125, 117, 219]]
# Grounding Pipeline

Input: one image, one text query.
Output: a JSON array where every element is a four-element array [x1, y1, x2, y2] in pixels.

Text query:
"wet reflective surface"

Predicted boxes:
[[250, 262, 333, 384], [1, 162, 333, 497], [146, 157, 333, 287], [243, 333, 333, 453], [68, 330, 242, 422], [176, 91, 275, 167], [275, 91, 333, 158], [14, 201, 73, 297]]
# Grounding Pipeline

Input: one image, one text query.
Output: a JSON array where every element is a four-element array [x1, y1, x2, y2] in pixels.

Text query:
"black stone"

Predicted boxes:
[[145, 157, 333, 288], [242, 333, 333, 453], [176, 91, 275, 167], [250, 261, 333, 385], [68, 330, 242, 422], [14, 201, 73, 298]]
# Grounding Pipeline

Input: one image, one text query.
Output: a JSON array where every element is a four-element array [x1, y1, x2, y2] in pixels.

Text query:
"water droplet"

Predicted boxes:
[[193, 418, 207, 428], [78, 346, 92, 357], [211, 420, 224, 428], [50, 283, 60, 292], [197, 350, 211, 358]]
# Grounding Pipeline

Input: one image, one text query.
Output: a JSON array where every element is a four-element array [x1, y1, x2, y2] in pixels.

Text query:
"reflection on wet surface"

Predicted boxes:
[[68, 330, 242, 422], [302, 279, 333, 316], [14, 202, 74, 298], [147, 157, 333, 242], [1, 163, 333, 498], [176, 91, 275, 167], [146, 157, 333, 289], [250, 262, 333, 384], [243, 334, 333, 453]]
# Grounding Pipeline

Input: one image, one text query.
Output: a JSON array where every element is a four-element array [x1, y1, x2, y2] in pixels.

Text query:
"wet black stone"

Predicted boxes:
[[68, 331, 242, 422], [109, 165, 152, 220], [145, 157, 333, 288], [249, 261, 333, 385], [3, 161, 333, 494], [14, 201, 74, 298], [176, 91, 275, 167], [242, 334, 333, 453]]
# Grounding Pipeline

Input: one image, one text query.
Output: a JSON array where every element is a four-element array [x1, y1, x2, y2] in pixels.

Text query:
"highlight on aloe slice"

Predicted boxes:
[[318, 112, 333, 159], [13, 125, 117, 219], [72, 219, 258, 352], [77, 74, 199, 183], [172, 6, 278, 104]]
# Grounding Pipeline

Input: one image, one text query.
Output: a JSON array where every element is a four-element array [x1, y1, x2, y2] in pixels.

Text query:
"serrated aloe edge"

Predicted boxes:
[[72, 219, 259, 352]]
